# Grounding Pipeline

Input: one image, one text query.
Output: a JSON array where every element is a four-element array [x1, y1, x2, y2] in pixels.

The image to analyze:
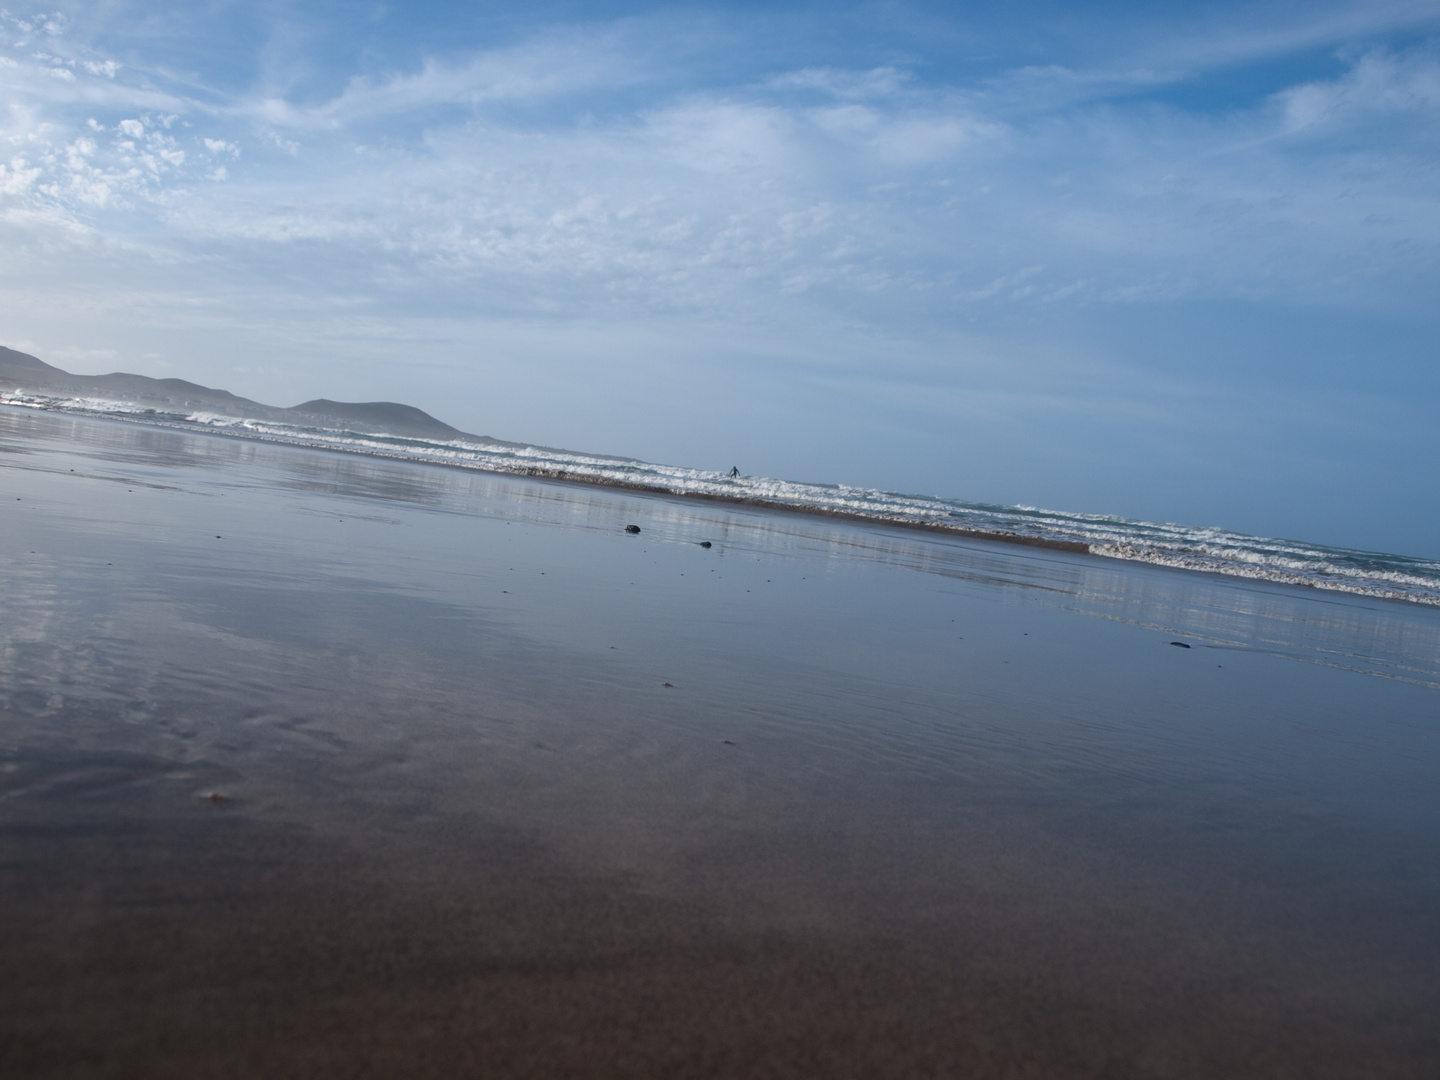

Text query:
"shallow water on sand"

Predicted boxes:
[[3, 407, 1440, 1079]]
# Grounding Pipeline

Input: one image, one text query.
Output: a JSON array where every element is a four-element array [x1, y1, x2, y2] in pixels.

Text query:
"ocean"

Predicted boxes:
[[5, 389, 1436, 607]]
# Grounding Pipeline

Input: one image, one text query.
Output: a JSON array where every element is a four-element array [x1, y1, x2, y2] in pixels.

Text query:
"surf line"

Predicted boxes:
[[13, 400, 1092, 557], [504, 465, 1091, 553]]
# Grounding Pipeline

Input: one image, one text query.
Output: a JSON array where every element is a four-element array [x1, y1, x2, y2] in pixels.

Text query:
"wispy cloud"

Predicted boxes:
[[236, 23, 662, 131], [1276, 40, 1440, 132], [1131, 0, 1440, 74], [3, 8, 1436, 314]]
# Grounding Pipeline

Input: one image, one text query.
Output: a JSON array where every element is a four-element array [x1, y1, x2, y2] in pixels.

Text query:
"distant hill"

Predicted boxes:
[[0, 346, 53, 371], [289, 399, 465, 441], [0, 345, 502, 445]]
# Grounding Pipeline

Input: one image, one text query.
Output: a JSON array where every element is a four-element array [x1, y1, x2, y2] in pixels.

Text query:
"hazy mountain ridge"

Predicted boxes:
[[0, 346, 503, 444]]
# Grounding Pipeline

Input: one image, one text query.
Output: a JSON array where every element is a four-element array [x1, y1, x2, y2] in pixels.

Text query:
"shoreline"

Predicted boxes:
[[504, 464, 1093, 553], [8, 402, 1440, 607], [0, 401, 1093, 554]]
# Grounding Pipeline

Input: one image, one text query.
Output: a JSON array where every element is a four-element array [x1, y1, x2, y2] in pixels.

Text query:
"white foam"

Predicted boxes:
[[11, 395, 1440, 607]]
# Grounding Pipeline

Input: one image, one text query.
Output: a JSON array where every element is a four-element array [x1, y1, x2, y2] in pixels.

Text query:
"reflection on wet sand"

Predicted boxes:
[[3, 407, 1439, 1078]]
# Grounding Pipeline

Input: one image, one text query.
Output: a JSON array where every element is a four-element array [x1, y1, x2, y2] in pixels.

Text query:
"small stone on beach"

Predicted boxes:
[[625, 525, 641, 534], [1170, 641, 1191, 648]]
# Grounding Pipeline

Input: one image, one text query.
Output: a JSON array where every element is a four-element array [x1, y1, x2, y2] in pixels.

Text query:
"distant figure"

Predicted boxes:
[[728, 466, 739, 477]]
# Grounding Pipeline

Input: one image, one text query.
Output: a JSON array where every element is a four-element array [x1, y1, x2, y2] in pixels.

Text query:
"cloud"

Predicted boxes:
[[2, 6, 1438, 328], [237, 25, 655, 132], [1091, 0, 1440, 78], [809, 105, 1000, 166], [767, 66, 911, 100], [1276, 42, 1440, 133], [0, 156, 43, 196]]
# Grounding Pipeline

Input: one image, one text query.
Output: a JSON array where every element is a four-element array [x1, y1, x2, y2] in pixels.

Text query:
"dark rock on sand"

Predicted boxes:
[[699, 541, 712, 548], [625, 525, 641, 534], [1170, 641, 1191, 648]]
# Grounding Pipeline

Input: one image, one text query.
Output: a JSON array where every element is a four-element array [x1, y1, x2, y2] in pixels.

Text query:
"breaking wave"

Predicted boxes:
[[7, 390, 1439, 607]]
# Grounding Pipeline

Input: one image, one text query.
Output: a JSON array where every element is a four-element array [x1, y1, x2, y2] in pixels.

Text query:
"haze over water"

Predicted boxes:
[[4, 407, 1439, 1077]]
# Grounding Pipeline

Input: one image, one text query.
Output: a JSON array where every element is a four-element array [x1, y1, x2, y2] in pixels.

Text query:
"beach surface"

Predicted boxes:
[[3, 406, 1439, 1078]]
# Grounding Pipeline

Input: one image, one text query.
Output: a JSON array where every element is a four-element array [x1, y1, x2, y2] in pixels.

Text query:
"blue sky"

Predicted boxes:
[[1, 1, 1437, 555]]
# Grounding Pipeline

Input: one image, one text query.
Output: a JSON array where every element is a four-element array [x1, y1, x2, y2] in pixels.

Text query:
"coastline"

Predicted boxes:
[[0, 400, 1092, 555], [4, 406, 1440, 1078], [6, 399, 1439, 605], [503, 464, 1094, 553]]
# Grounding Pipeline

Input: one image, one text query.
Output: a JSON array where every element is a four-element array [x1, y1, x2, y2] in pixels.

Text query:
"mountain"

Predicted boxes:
[[0, 346, 500, 445], [289, 399, 466, 441]]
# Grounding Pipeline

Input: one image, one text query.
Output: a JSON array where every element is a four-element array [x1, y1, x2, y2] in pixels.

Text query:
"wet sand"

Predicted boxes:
[[3, 407, 1440, 1078]]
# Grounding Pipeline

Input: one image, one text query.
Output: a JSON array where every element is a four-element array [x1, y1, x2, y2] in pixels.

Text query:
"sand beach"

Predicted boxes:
[[3, 406, 1439, 1078]]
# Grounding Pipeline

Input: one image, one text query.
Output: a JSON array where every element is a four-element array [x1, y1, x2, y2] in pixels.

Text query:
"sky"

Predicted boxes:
[[1, 0, 1437, 556]]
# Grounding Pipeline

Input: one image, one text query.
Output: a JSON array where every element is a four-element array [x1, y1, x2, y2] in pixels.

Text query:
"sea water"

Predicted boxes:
[[6, 390, 1438, 606]]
